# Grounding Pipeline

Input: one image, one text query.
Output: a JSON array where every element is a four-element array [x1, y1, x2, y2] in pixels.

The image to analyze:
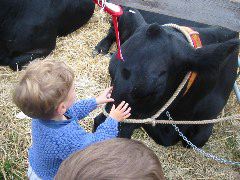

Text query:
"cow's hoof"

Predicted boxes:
[[92, 49, 100, 57], [9, 63, 22, 71], [94, 43, 110, 55]]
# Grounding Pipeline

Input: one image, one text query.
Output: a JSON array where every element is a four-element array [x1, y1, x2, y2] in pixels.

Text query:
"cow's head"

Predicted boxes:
[[108, 23, 239, 118]]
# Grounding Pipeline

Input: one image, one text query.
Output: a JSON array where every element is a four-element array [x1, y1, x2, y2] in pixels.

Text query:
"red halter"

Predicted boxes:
[[93, 0, 124, 60]]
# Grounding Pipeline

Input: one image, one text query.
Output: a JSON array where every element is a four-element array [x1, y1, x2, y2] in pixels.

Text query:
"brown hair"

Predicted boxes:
[[55, 138, 165, 180], [12, 59, 74, 119]]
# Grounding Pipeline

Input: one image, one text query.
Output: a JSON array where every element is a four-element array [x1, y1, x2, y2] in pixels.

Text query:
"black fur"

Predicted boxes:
[[0, 0, 95, 70]]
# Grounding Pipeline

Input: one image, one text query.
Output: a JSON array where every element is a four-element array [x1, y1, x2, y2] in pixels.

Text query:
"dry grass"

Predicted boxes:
[[0, 8, 239, 179]]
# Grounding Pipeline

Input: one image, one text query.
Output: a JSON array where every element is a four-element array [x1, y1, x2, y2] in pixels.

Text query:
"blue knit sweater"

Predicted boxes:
[[28, 98, 118, 180]]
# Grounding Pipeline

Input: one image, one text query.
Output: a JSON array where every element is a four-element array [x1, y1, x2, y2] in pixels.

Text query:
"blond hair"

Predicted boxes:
[[13, 59, 74, 119], [55, 138, 165, 180]]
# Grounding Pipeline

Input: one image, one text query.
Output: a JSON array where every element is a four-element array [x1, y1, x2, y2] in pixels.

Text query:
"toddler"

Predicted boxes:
[[12, 59, 131, 179]]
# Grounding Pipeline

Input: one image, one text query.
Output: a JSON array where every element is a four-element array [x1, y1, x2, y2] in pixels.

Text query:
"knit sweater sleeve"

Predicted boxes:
[[68, 98, 97, 120], [91, 116, 119, 141], [58, 117, 119, 160]]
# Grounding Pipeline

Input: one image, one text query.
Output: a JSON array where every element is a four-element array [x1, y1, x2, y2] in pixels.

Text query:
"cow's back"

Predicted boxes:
[[0, 0, 95, 69], [139, 9, 208, 28], [193, 26, 238, 104], [56, 0, 95, 36]]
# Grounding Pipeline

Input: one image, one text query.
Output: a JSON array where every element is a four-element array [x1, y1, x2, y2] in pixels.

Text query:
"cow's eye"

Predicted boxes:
[[121, 68, 131, 80]]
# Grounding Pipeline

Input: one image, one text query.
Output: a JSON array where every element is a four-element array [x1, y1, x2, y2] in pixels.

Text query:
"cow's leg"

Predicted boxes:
[[142, 124, 180, 147], [0, 54, 11, 66], [182, 124, 214, 148], [94, 8, 146, 56], [8, 33, 57, 71], [93, 113, 139, 138], [0, 43, 11, 66], [93, 113, 106, 132], [182, 96, 224, 148], [7, 18, 58, 71], [9, 49, 52, 71], [94, 25, 116, 56], [118, 123, 140, 138]]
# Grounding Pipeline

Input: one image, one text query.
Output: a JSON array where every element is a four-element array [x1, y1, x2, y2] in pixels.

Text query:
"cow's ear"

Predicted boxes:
[[146, 23, 164, 38], [187, 39, 239, 74]]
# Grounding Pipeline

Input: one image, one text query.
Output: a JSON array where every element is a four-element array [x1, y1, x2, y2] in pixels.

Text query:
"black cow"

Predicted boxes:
[[0, 0, 95, 70], [93, 8, 239, 148]]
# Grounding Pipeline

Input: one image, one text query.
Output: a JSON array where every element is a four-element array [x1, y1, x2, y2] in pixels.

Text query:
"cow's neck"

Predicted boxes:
[[160, 72, 214, 121], [192, 27, 238, 45], [166, 25, 238, 46], [160, 25, 215, 120]]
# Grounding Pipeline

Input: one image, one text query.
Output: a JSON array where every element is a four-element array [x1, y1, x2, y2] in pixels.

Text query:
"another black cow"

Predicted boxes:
[[0, 0, 95, 70], [94, 7, 209, 55], [93, 8, 239, 148]]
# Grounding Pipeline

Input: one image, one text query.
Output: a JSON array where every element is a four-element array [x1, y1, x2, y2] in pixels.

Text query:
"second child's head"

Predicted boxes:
[[55, 138, 165, 180], [13, 59, 76, 120]]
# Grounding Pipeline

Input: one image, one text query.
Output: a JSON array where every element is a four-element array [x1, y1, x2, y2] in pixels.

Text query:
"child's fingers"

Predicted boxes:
[[123, 107, 131, 115], [111, 104, 116, 111], [106, 98, 114, 103], [123, 113, 131, 119], [116, 101, 125, 110], [120, 103, 129, 112]]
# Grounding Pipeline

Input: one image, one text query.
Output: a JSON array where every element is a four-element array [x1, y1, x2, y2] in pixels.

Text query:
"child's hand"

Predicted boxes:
[[96, 87, 115, 105], [109, 101, 131, 122]]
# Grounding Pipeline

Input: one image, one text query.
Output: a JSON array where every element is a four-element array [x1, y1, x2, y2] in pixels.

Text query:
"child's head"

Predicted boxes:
[[55, 138, 165, 180], [13, 59, 75, 119]]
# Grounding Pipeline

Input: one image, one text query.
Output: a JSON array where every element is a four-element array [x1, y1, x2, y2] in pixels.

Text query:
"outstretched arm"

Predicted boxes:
[[58, 116, 119, 160], [68, 98, 97, 120], [59, 102, 131, 159], [68, 87, 114, 120]]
